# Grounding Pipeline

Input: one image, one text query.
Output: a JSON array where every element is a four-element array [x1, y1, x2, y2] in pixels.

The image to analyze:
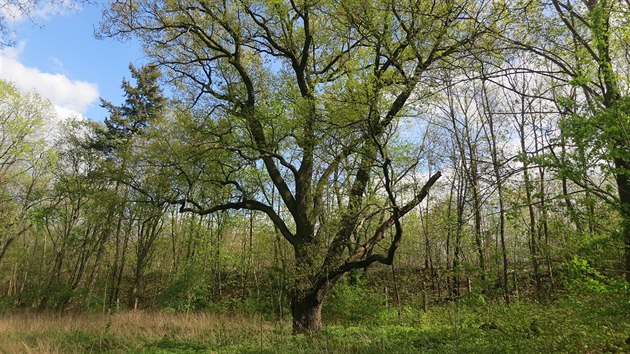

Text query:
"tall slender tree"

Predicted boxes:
[[502, 0, 630, 281], [0, 80, 56, 263]]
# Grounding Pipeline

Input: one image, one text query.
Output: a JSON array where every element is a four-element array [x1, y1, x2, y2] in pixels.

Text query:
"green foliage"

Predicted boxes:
[[0, 79, 56, 259], [99, 64, 166, 151], [157, 267, 213, 312], [568, 75, 592, 87], [562, 97, 630, 161], [236, 279, 289, 318], [566, 256, 608, 292], [564, 256, 627, 294], [5, 286, 628, 353], [147, 336, 208, 353], [323, 278, 385, 323], [40, 282, 75, 309], [57, 330, 123, 353]]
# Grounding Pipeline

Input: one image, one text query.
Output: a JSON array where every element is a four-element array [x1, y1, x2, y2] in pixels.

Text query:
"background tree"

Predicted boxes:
[[501, 0, 630, 281], [93, 64, 168, 310], [0, 80, 55, 262]]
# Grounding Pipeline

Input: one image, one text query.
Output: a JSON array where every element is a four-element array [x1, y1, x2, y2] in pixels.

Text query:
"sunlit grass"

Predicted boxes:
[[0, 311, 287, 353], [0, 288, 628, 353]]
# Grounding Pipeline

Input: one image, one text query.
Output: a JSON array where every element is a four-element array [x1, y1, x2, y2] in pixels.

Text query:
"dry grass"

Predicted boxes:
[[1, 289, 627, 354], [0, 311, 286, 353]]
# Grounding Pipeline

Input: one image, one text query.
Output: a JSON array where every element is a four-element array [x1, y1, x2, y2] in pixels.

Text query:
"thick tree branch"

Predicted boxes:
[[177, 198, 297, 246], [316, 171, 441, 288]]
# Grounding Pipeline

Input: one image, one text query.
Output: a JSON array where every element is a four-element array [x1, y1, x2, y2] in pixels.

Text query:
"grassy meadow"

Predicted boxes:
[[1, 286, 628, 354]]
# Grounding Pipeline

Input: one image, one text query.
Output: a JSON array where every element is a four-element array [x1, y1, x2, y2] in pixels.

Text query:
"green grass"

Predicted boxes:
[[1, 287, 628, 353]]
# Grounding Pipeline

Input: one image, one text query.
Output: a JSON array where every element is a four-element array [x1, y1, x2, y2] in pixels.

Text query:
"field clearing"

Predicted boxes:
[[0, 311, 283, 353], [1, 290, 628, 354]]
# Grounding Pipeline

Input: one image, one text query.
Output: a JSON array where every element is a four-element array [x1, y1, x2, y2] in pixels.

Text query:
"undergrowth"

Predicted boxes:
[[1, 283, 628, 353]]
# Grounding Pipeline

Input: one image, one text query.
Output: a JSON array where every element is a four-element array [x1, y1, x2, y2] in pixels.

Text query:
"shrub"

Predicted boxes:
[[323, 279, 385, 323]]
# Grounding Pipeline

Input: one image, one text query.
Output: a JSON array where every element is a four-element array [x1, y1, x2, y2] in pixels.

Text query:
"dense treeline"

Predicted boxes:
[[0, 0, 628, 334]]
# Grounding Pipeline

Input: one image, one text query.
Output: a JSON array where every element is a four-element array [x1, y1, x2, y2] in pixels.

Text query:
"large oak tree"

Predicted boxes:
[[99, 0, 498, 332]]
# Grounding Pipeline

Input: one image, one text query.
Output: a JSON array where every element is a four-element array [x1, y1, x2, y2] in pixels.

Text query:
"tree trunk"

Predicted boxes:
[[291, 289, 325, 334], [0, 236, 16, 262], [622, 215, 630, 283], [555, 125, 583, 233], [480, 91, 509, 302], [517, 95, 542, 295], [290, 237, 330, 334], [452, 170, 467, 299], [614, 157, 630, 282], [445, 172, 456, 298]]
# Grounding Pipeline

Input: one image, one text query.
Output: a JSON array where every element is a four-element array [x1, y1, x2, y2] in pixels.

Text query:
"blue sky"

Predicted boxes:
[[0, 2, 146, 121]]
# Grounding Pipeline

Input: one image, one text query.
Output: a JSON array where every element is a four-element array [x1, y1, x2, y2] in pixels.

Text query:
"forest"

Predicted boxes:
[[0, 0, 629, 352]]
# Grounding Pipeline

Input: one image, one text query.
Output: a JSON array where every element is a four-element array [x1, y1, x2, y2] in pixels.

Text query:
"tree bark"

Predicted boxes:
[[614, 157, 630, 282], [453, 168, 467, 299], [516, 90, 542, 295], [480, 79, 510, 303], [291, 289, 326, 334]]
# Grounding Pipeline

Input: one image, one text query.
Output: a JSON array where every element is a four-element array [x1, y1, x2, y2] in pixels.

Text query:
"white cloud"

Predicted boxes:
[[0, 0, 81, 24], [51, 56, 64, 71], [0, 42, 99, 120]]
